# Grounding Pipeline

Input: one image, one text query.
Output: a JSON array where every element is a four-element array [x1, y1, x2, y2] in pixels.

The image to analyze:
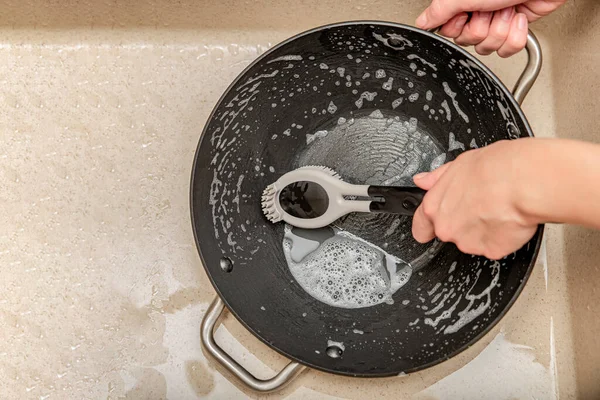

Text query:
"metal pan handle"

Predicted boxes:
[[201, 296, 307, 392], [512, 31, 542, 105], [429, 26, 542, 105]]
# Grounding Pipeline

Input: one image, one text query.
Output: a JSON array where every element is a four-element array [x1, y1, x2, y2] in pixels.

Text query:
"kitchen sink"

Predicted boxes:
[[0, 0, 597, 398]]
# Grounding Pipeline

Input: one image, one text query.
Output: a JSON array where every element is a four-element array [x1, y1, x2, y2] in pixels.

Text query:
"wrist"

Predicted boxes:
[[512, 138, 599, 227], [512, 138, 556, 226]]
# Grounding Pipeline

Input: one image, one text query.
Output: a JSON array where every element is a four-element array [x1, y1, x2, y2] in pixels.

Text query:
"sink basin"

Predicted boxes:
[[1, 0, 596, 398]]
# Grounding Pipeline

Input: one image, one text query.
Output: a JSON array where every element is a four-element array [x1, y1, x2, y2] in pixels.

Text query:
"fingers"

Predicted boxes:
[[438, 13, 469, 38], [516, 0, 567, 21], [473, 7, 514, 55], [454, 11, 493, 46], [473, 9, 528, 57], [412, 203, 436, 243], [497, 13, 528, 57], [416, 1, 530, 57], [416, 0, 477, 30], [416, 0, 529, 29], [413, 162, 452, 190], [514, 3, 541, 21], [412, 163, 452, 244]]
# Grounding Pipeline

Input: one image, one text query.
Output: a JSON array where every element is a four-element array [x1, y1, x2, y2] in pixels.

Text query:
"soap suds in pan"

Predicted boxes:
[[283, 225, 412, 309]]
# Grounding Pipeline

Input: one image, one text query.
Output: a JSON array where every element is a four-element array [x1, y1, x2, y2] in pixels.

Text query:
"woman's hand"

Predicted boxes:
[[411, 137, 600, 259], [416, 0, 567, 57], [411, 140, 539, 260]]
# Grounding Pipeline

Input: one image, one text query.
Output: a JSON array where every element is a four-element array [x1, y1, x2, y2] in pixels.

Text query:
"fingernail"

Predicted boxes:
[[501, 8, 512, 21], [416, 12, 428, 28], [413, 172, 429, 181], [517, 13, 527, 30]]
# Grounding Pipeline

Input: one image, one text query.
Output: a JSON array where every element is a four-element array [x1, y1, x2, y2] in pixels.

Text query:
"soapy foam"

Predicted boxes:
[[355, 91, 378, 109], [441, 100, 452, 121], [306, 130, 328, 144], [430, 153, 446, 171], [444, 261, 501, 334], [327, 340, 345, 351], [283, 225, 412, 309], [267, 55, 303, 63], [407, 54, 438, 71], [448, 132, 465, 151], [382, 77, 394, 91], [328, 101, 338, 114], [442, 82, 469, 123]]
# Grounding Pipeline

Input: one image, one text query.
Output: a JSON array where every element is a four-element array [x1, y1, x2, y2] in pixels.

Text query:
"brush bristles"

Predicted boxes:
[[261, 184, 282, 223], [261, 165, 342, 224]]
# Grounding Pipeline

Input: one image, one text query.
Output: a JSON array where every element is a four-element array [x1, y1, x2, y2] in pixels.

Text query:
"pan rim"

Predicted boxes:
[[190, 19, 543, 378]]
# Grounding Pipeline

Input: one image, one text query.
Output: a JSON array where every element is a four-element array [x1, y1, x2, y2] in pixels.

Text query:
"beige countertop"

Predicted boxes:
[[0, 0, 598, 399]]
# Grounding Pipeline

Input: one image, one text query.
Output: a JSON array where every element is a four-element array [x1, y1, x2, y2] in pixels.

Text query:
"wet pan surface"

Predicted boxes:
[[191, 22, 542, 376]]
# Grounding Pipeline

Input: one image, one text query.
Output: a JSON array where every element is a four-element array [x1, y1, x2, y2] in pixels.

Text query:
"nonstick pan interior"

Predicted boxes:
[[191, 22, 542, 376]]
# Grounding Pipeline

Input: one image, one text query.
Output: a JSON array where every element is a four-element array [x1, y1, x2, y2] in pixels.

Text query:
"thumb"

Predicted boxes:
[[413, 162, 452, 190], [412, 203, 436, 243]]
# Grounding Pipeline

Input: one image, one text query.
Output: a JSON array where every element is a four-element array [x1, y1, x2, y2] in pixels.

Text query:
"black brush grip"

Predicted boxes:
[[367, 186, 426, 216]]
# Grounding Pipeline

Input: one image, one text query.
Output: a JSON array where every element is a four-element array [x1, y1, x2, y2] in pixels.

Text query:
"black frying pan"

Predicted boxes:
[[192, 21, 543, 389]]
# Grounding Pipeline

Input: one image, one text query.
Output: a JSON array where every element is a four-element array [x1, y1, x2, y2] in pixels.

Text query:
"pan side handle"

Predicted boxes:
[[201, 296, 307, 392], [512, 31, 542, 105]]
